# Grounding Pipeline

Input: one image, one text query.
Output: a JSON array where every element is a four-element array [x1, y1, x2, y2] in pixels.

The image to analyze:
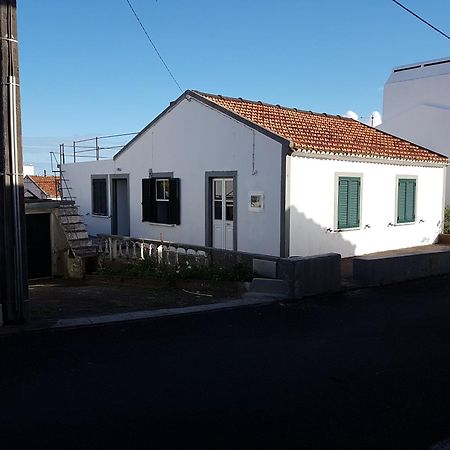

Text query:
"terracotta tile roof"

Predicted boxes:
[[28, 175, 61, 199], [193, 91, 447, 164]]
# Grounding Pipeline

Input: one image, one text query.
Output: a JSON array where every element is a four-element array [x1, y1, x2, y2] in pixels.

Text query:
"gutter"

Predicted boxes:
[[291, 150, 448, 168]]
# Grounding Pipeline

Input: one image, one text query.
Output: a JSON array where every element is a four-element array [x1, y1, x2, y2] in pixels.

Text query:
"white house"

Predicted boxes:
[[62, 90, 448, 258], [379, 57, 450, 200]]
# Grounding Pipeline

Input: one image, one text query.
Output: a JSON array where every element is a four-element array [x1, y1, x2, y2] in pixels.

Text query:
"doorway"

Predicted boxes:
[[26, 213, 52, 279], [212, 177, 235, 250], [111, 177, 130, 236]]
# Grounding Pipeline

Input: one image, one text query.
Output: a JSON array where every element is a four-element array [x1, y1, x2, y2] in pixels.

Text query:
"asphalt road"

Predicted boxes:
[[2, 276, 450, 449]]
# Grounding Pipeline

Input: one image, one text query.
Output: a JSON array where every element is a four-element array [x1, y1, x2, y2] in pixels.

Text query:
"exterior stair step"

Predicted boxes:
[[61, 223, 87, 233], [56, 199, 97, 260], [70, 238, 92, 249], [56, 206, 79, 216], [73, 246, 98, 258], [66, 231, 89, 241], [59, 215, 84, 225]]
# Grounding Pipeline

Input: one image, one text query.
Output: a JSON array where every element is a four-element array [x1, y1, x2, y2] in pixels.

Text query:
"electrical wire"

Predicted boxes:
[[392, 0, 450, 40], [125, 0, 183, 93]]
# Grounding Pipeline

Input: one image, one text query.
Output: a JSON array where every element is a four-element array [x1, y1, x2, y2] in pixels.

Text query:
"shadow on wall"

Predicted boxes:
[[289, 206, 356, 258]]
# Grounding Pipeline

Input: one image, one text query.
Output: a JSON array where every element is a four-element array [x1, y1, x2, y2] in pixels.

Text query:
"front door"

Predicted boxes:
[[112, 178, 130, 236], [212, 178, 234, 250]]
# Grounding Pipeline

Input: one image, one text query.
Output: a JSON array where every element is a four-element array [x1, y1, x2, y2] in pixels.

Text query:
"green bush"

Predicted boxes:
[[445, 206, 450, 234], [97, 256, 253, 282]]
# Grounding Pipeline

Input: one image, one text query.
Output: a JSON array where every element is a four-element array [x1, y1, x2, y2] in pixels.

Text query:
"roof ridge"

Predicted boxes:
[[192, 90, 353, 122], [190, 90, 447, 164]]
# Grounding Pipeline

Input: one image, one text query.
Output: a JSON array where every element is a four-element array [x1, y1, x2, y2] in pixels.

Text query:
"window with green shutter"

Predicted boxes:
[[337, 177, 361, 229], [397, 178, 416, 223]]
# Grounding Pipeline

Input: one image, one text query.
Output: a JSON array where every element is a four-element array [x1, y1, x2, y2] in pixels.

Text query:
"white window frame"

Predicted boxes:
[[155, 178, 170, 202], [334, 172, 363, 231]]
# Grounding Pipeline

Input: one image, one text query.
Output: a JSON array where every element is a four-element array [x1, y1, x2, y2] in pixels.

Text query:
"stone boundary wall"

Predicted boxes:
[[353, 248, 450, 285], [97, 235, 341, 299]]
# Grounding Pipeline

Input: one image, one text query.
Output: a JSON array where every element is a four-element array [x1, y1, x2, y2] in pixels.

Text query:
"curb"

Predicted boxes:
[[0, 295, 280, 336]]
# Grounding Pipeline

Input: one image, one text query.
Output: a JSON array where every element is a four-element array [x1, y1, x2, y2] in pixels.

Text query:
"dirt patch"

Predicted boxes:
[[29, 275, 247, 322]]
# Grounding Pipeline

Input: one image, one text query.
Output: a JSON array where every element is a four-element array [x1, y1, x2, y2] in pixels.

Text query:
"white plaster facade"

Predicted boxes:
[[64, 96, 283, 257], [379, 57, 450, 201], [289, 155, 445, 258], [63, 91, 447, 258]]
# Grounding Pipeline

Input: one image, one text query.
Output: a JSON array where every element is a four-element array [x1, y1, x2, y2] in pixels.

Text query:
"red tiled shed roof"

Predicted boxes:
[[28, 175, 60, 199], [194, 91, 447, 164]]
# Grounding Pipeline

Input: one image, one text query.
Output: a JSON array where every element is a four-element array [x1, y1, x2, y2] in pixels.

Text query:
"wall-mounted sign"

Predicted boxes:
[[249, 191, 264, 211]]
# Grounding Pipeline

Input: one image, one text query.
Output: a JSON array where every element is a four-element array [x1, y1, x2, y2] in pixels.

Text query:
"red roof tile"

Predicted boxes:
[[194, 91, 447, 164], [29, 175, 61, 199]]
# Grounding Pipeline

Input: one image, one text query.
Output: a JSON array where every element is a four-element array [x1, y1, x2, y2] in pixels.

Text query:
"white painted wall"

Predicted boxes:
[[62, 159, 114, 236], [63, 97, 283, 256], [23, 164, 34, 176], [289, 155, 445, 258], [379, 58, 450, 201]]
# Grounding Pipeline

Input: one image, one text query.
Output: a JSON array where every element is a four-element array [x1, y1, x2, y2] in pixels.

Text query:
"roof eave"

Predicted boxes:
[[292, 149, 448, 167]]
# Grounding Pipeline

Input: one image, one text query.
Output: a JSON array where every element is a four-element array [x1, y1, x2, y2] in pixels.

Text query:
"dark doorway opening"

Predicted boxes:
[[111, 177, 130, 236], [26, 213, 52, 279]]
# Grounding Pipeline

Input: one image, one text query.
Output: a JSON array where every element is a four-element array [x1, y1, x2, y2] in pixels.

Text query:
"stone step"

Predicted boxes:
[[61, 223, 87, 233], [73, 246, 98, 258], [66, 231, 89, 241], [248, 278, 289, 298], [70, 238, 92, 249], [57, 206, 79, 216], [59, 215, 84, 225]]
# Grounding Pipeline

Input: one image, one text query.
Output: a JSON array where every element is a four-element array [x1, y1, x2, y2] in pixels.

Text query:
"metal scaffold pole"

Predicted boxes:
[[0, 0, 28, 323]]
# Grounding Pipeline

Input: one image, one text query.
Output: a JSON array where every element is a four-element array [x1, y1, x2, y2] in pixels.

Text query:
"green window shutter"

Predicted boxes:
[[338, 177, 360, 229], [397, 179, 416, 223]]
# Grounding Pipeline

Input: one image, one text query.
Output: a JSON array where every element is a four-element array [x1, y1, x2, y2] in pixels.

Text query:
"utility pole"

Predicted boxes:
[[0, 0, 28, 323]]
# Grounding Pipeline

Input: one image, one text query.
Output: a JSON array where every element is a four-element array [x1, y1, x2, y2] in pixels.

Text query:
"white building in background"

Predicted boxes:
[[23, 164, 35, 176], [62, 90, 447, 258], [379, 57, 450, 201]]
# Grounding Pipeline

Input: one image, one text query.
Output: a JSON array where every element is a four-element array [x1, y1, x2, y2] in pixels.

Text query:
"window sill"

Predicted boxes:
[[394, 221, 416, 226], [143, 221, 177, 228], [336, 226, 361, 232], [91, 214, 110, 219]]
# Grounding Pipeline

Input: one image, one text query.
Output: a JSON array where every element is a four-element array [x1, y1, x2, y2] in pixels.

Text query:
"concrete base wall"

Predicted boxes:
[[353, 250, 450, 285], [278, 253, 341, 298]]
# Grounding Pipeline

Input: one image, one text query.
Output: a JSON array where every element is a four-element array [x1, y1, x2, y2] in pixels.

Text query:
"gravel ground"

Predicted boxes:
[[28, 275, 247, 323]]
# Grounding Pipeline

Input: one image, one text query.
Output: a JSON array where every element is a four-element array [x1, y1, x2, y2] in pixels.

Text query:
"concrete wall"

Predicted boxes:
[[353, 247, 450, 285], [63, 97, 283, 256], [379, 58, 450, 201], [289, 155, 446, 257]]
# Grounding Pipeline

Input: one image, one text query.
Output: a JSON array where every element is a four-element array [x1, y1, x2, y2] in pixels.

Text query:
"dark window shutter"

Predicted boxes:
[[142, 178, 156, 222], [338, 177, 360, 229], [168, 178, 180, 225], [92, 178, 107, 216]]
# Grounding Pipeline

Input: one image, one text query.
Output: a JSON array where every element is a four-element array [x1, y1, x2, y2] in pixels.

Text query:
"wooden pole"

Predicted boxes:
[[0, 0, 29, 323]]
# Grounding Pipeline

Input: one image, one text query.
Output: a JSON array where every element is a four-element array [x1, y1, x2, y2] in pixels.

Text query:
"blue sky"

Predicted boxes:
[[18, 0, 450, 173]]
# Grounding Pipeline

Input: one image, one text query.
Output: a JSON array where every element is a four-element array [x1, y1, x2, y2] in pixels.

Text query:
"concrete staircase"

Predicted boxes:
[[56, 202, 97, 258]]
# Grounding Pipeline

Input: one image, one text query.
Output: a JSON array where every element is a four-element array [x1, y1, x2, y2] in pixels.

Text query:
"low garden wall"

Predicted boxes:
[[96, 235, 341, 299], [353, 247, 450, 285]]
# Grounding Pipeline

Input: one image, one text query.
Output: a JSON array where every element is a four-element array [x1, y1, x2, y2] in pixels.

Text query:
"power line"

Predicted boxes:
[[125, 0, 183, 93], [392, 0, 450, 40]]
